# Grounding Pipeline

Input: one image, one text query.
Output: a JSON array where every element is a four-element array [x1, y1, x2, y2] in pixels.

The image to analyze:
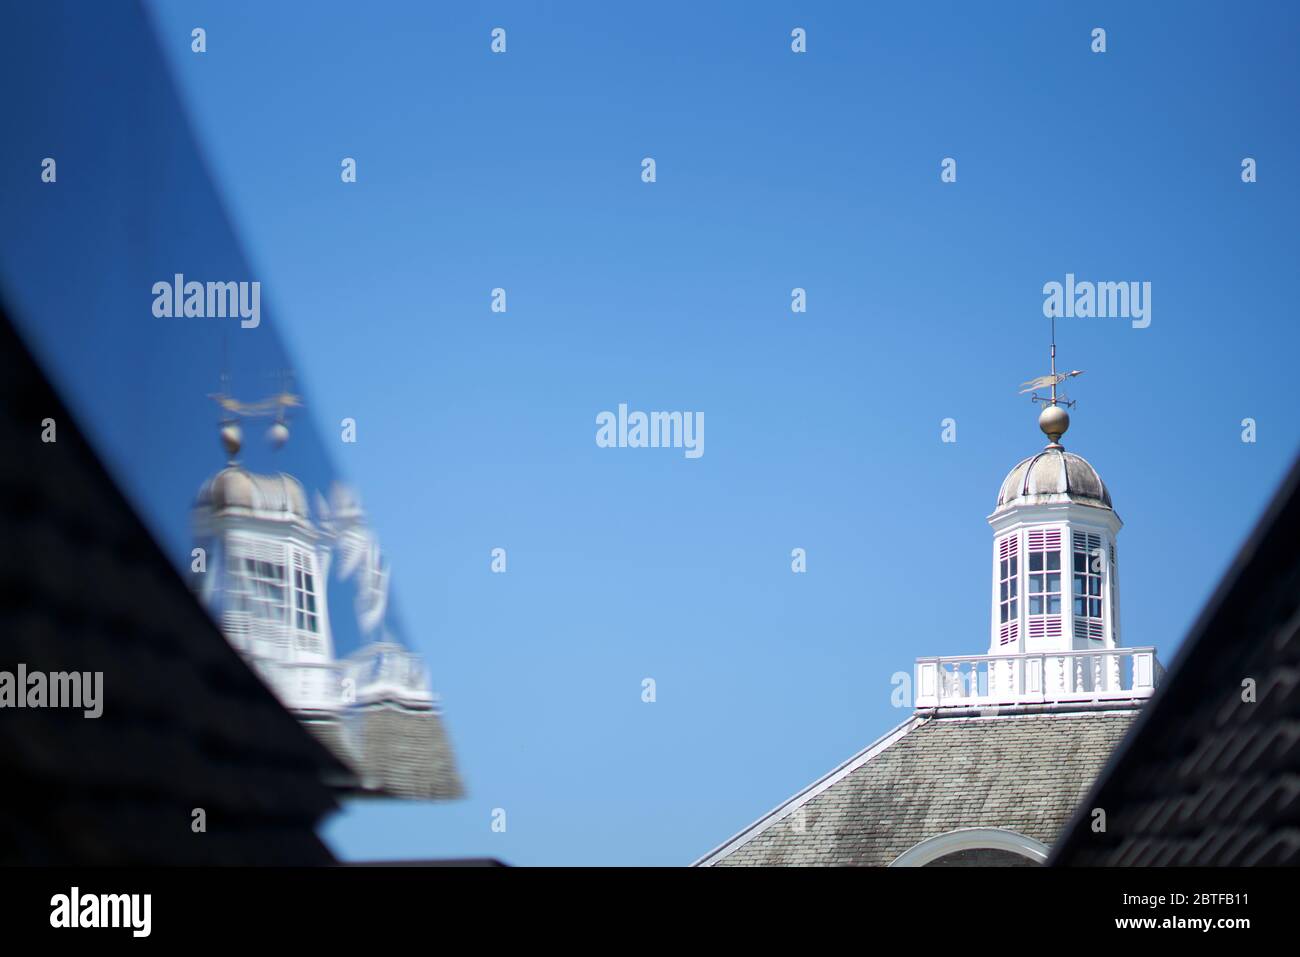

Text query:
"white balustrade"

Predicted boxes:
[[914, 647, 1162, 710]]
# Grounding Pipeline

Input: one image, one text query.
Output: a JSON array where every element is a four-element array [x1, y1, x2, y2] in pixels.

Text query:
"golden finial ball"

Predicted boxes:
[[220, 422, 242, 458], [1038, 405, 1070, 445]]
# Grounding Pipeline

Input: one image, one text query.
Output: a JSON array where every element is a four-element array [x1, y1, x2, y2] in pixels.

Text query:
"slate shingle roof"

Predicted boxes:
[[1052, 454, 1300, 866], [0, 306, 348, 864], [354, 705, 464, 799], [305, 706, 464, 799], [700, 710, 1136, 867]]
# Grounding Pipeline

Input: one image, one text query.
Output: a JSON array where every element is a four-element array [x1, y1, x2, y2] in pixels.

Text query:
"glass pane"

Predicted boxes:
[[1000, 582, 1008, 601], [1089, 577, 1101, 596], [1090, 599, 1102, 617], [1047, 551, 1060, 570], [1073, 574, 1086, 595], [1046, 573, 1060, 593], [1030, 553, 1043, 571], [1074, 596, 1086, 616], [1047, 596, 1061, 613], [1029, 574, 1044, 593], [0, 10, 465, 797], [1010, 600, 1017, 616], [1030, 597, 1043, 614], [1000, 559, 1008, 579], [1010, 556, 1018, 575], [1009, 579, 1017, 597], [1000, 605, 1008, 623]]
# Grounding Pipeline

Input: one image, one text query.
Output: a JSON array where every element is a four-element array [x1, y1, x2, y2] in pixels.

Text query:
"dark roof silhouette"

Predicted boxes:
[[1052, 453, 1300, 866], [0, 304, 349, 865]]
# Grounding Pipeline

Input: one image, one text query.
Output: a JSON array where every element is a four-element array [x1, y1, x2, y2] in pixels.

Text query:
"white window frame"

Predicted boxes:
[[292, 549, 320, 636], [1026, 528, 1063, 619], [227, 550, 288, 624]]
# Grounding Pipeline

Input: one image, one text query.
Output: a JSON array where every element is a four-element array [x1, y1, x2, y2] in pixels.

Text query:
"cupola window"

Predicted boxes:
[[997, 534, 1019, 635], [1026, 528, 1062, 615], [228, 553, 288, 622], [1072, 531, 1104, 639], [293, 550, 319, 635]]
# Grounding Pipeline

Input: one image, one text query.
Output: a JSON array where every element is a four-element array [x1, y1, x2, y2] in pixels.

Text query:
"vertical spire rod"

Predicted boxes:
[[1049, 316, 1057, 407]]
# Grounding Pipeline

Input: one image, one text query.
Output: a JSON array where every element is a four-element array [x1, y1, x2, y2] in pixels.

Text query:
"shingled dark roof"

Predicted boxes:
[[1052, 454, 1300, 866], [0, 305, 349, 865], [698, 710, 1136, 866]]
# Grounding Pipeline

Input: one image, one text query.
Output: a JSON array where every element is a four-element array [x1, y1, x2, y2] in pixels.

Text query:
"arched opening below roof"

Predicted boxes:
[[889, 827, 1050, 867]]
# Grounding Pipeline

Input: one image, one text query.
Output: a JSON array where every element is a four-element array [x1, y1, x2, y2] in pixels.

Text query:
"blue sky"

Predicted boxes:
[[3, 1, 1298, 864]]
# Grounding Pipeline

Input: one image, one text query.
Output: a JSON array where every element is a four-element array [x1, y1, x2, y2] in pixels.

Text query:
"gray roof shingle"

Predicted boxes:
[[345, 705, 465, 800], [702, 710, 1136, 866]]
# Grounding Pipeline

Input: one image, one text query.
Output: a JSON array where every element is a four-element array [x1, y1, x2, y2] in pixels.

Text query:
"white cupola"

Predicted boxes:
[[192, 416, 340, 715], [911, 329, 1163, 712], [186, 385, 464, 798], [987, 374, 1121, 657], [911, 327, 1162, 713]]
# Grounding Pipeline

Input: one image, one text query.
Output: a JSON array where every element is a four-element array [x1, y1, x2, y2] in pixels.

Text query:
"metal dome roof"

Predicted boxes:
[[197, 467, 310, 520], [995, 447, 1112, 512]]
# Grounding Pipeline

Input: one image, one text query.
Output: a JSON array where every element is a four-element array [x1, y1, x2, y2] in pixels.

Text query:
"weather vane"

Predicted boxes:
[[208, 367, 301, 460], [1019, 316, 1083, 408], [1018, 317, 1081, 448]]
